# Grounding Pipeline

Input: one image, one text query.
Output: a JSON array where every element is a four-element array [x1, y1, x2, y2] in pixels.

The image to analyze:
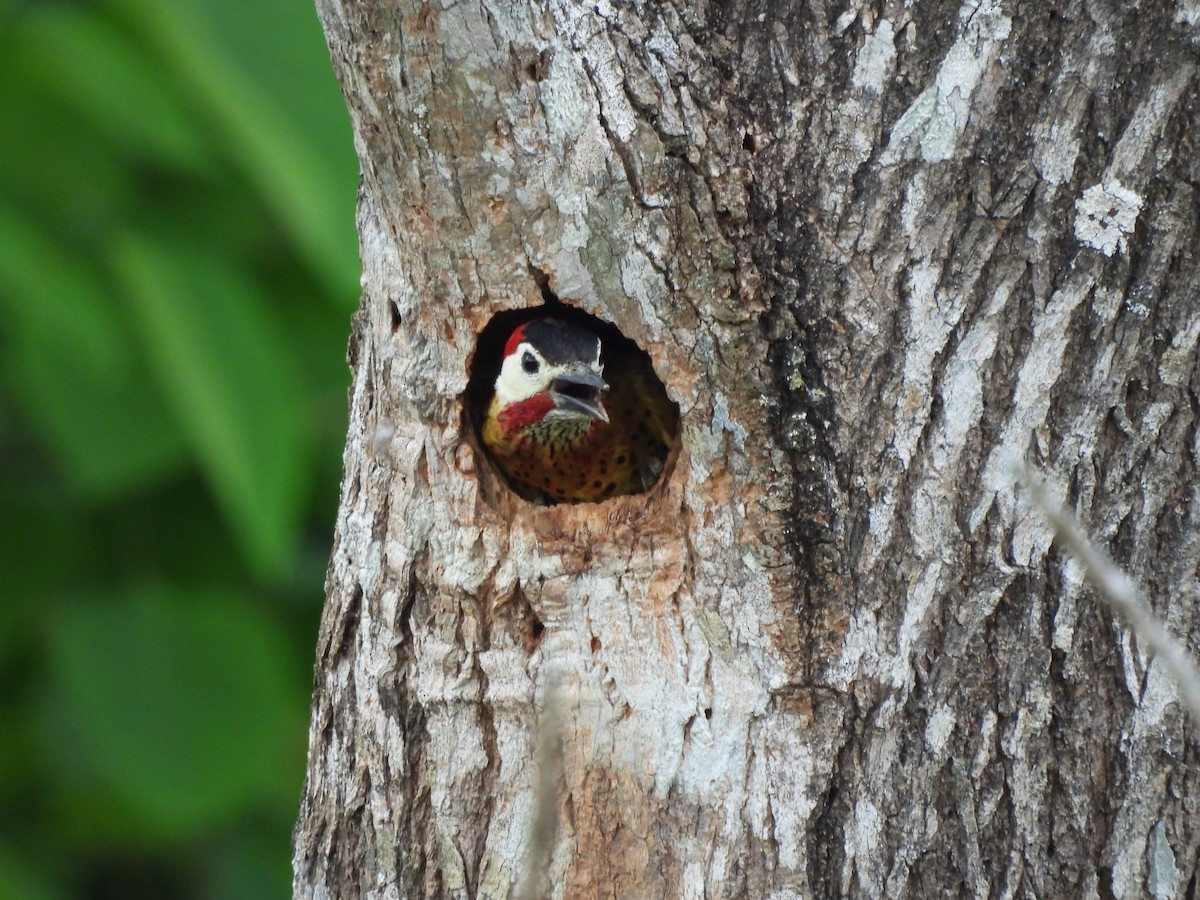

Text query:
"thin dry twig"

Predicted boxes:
[[1015, 464, 1200, 739], [515, 671, 564, 900]]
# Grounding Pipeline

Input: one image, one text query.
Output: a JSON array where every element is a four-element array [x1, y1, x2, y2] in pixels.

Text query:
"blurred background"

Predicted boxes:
[[0, 0, 359, 896]]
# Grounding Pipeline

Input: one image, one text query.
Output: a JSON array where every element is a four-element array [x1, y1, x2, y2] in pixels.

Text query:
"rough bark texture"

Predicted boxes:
[[294, 0, 1200, 897]]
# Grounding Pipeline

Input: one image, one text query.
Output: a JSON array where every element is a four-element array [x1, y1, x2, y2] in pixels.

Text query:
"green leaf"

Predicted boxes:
[[0, 480, 86, 670], [112, 232, 309, 579], [0, 843, 67, 900], [45, 589, 304, 837], [0, 76, 131, 232], [204, 825, 294, 900], [113, 0, 360, 303], [0, 204, 187, 496], [16, 5, 209, 171]]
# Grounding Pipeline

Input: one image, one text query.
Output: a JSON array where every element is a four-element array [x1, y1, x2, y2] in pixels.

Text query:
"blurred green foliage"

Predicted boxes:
[[0, 0, 359, 896]]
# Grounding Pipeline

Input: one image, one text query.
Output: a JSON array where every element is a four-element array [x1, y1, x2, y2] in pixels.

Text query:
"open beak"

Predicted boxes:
[[550, 369, 609, 423]]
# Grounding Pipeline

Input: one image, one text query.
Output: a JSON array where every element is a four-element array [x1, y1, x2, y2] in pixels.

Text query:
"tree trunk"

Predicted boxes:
[[294, 0, 1200, 897]]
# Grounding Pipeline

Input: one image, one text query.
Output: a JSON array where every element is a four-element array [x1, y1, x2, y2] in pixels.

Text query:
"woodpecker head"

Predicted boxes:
[[492, 318, 608, 437]]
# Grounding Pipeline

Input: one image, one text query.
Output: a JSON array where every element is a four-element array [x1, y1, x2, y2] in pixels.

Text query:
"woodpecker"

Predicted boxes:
[[481, 318, 676, 503]]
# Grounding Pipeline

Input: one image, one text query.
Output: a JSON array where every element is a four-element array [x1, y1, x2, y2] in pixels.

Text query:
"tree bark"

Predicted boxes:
[[294, 0, 1200, 897]]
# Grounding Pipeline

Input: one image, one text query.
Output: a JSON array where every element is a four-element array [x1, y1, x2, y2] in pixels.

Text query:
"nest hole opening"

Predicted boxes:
[[465, 282, 680, 506]]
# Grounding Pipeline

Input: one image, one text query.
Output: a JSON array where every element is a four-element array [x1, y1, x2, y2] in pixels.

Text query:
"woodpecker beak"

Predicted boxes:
[[549, 369, 609, 423]]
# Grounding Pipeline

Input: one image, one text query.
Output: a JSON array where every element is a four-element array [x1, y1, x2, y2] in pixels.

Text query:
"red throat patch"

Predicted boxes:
[[497, 392, 555, 438]]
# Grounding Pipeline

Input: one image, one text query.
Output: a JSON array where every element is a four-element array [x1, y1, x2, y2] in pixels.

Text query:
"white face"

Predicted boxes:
[[494, 340, 602, 407]]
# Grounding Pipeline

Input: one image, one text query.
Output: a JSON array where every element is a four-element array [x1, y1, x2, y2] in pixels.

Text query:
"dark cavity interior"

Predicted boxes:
[[552, 379, 602, 404]]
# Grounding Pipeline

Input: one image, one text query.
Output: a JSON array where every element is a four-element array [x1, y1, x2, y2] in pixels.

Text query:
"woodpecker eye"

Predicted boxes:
[[521, 351, 539, 375]]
